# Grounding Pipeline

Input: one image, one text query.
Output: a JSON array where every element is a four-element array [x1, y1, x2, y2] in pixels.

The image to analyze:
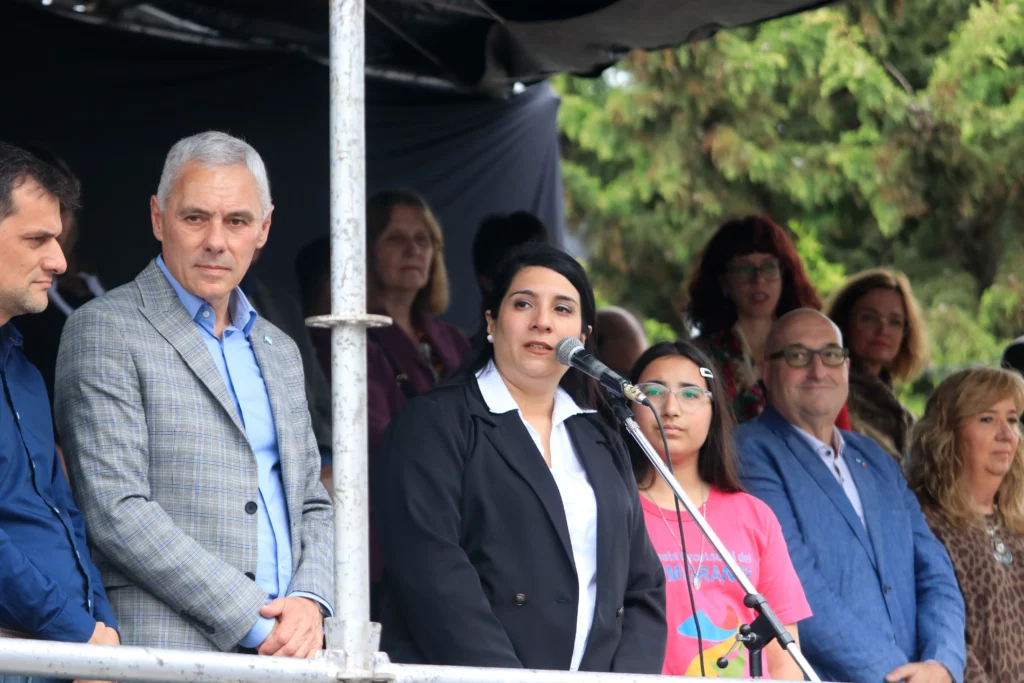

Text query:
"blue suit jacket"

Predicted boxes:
[[734, 408, 965, 683]]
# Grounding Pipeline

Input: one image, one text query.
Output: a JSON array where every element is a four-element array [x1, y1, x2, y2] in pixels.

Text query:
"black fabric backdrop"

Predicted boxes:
[[1, 3, 566, 331]]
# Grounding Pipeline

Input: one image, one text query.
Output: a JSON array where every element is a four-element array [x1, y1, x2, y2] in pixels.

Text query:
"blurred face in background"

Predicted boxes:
[[722, 252, 783, 320], [374, 205, 434, 297], [848, 288, 906, 372], [596, 309, 647, 377]]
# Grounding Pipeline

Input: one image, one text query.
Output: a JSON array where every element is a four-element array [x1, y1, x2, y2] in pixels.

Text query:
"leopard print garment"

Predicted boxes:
[[923, 506, 1024, 683]]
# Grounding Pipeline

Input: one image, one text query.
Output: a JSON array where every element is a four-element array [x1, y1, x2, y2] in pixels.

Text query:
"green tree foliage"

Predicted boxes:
[[555, 0, 1024, 405]]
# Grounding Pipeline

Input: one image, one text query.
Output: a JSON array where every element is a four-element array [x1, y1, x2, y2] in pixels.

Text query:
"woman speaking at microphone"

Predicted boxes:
[[372, 243, 667, 672]]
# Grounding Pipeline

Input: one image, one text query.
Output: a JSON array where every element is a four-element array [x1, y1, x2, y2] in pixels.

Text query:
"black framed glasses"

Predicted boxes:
[[636, 383, 713, 412], [768, 344, 849, 368], [726, 260, 782, 283]]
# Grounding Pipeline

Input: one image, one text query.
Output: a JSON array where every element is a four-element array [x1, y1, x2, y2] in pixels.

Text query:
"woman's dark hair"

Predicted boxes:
[[462, 242, 606, 416], [625, 341, 743, 493], [686, 216, 821, 337]]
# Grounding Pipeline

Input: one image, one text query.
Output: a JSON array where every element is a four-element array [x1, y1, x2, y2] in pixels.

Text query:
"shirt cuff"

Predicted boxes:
[[238, 615, 275, 649], [289, 591, 334, 617]]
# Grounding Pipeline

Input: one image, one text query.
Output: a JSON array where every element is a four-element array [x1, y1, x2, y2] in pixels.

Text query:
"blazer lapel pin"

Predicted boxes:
[[264, 335, 273, 345]]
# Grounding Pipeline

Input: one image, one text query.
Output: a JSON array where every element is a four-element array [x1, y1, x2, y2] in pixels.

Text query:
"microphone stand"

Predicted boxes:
[[610, 399, 820, 681]]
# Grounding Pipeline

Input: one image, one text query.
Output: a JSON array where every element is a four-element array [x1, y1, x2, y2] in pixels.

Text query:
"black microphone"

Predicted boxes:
[[555, 337, 651, 406]]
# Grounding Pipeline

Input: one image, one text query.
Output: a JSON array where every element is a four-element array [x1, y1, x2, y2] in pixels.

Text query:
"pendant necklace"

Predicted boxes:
[[986, 505, 1014, 566], [652, 484, 709, 589]]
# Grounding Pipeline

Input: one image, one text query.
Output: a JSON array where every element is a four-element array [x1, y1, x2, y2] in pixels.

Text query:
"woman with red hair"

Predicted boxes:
[[687, 216, 848, 427]]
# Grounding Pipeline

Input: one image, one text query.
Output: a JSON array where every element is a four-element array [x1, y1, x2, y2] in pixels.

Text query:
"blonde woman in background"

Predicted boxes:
[[905, 367, 1024, 682], [826, 269, 929, 459]]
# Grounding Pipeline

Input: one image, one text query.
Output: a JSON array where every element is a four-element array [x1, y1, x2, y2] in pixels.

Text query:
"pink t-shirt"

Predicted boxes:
[[641, 487, 811, 678]]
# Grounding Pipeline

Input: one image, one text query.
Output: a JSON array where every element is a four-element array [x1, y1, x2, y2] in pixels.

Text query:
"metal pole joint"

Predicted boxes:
[[306, 313, 392, 329]]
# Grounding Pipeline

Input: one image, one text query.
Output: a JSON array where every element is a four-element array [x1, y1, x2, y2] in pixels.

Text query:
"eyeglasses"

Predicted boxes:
[[768, 345, 849, 368], [854, 310, 908, 333], [726, 260, 782, 283], [637, 383, 713, 412]]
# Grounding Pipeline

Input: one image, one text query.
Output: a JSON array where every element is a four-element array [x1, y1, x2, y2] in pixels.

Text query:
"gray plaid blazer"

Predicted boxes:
[[54, 260, 334, 652]]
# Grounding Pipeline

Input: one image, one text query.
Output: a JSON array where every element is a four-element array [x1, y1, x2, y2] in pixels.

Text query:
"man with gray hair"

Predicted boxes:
[[734, 309, 965, 683], [55, 131, 334, 657]]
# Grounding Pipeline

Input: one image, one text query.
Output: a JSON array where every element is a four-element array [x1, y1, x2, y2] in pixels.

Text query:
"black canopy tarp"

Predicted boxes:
[[15, 0, 839, 94]]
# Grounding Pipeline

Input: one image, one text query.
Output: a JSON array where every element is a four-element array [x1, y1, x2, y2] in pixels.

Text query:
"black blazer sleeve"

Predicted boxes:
[[372, 392, 524, 668], [603, 422, 667, 673]]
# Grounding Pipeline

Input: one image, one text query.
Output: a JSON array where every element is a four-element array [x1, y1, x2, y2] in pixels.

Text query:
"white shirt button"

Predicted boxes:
[[202, 310, 211, 318]]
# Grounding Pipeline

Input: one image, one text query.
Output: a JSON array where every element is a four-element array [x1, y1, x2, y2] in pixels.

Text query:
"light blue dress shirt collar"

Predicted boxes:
[[156, 255, 257, 337]]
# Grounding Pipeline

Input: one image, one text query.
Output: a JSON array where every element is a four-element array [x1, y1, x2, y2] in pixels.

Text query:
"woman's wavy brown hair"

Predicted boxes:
[[686, 216, 821, 336], [906, 367, 1024, 533], [825, 268, 929, 383]]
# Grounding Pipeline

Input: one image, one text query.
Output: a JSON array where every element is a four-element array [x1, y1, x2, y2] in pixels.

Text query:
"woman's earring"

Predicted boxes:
[[487, 334, 494, 343]]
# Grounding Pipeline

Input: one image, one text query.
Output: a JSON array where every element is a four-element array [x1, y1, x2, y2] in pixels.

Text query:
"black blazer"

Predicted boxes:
[[372, 375, 666, 672]]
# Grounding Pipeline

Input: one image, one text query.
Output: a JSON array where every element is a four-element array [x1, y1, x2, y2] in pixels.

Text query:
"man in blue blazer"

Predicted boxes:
[[735, 309, 965, 683]]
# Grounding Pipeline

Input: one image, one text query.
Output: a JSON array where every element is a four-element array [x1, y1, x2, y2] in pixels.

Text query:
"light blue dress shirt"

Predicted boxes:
[[156, 257, 328, 649], [793, 426, 866, 526]]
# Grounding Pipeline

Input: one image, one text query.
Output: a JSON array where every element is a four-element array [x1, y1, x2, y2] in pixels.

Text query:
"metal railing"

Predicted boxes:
[[0, 639, 811, 683]]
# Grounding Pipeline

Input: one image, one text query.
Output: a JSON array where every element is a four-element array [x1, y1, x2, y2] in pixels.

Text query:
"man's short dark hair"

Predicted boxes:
[[471, 211, 550, 282], [0, 142, 81, 225]]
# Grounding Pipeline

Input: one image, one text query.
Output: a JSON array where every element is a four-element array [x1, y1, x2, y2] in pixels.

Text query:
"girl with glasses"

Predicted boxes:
[[825, 269, 929, 460], [686, 216, 848, 429], [905, 368, 1024, 682], [626, 341, 811, 679]]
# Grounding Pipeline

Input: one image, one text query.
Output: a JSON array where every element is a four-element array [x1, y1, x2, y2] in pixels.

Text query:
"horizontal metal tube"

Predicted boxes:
[[0, 639, 823, 683], [0, 638, 345, 683], [378, 660, 811, 683]]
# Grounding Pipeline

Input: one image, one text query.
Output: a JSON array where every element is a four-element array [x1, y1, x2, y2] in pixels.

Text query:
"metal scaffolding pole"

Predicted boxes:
[[309, 0, 390, 671]]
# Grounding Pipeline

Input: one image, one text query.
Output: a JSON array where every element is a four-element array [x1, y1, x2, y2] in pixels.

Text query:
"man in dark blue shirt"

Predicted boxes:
[[0, 143, 120, 682]]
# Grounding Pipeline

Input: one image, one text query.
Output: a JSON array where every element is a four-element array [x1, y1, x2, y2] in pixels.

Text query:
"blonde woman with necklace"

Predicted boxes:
[[905, 367, 1024, 682], [627, 341, 811, 678]]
